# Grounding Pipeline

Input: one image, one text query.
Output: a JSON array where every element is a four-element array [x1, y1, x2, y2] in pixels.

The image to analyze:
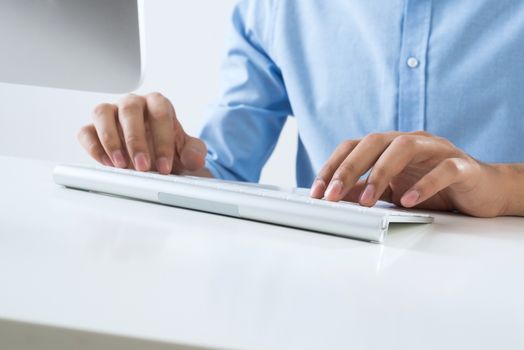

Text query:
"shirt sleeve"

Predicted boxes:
[[199, 0, 292, 182]]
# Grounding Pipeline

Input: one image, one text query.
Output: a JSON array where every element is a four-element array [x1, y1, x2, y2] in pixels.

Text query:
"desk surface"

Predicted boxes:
[[0, 156, 523, 350]]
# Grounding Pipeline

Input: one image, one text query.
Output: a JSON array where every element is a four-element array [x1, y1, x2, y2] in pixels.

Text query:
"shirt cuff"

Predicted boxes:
[[205, 157, 242, 182]]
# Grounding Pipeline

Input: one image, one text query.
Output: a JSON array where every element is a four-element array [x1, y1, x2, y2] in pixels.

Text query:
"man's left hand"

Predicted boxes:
[[310, 131, 522, 217]]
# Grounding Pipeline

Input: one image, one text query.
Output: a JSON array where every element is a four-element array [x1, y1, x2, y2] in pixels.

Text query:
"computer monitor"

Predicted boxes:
[[0, 0, 144, 93]]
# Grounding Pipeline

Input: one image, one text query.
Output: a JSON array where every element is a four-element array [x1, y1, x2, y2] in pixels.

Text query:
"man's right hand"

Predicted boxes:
[[78, 92, 209, 175]]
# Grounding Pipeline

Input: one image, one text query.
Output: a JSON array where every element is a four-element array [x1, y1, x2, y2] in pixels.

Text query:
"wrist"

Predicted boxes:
[[495, 164, 524, 216]]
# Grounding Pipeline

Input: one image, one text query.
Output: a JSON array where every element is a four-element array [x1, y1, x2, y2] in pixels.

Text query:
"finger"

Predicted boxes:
[[177, 135, 207, 172], [77, 125, 113, 166], [92, 103, 128, 168], [118, 95, 150, 171], [325, 132, 401, 201], [341, 180, 367, 203], [400, 158, 468, 208], [359, 135, 433, 207], [310, 140, 359, 198], [341, 180, 394, 204], [145, 93, 176, 175]]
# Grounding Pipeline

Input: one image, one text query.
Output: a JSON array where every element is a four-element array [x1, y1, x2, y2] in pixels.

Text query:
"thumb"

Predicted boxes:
[[179, 135, 207, 171]]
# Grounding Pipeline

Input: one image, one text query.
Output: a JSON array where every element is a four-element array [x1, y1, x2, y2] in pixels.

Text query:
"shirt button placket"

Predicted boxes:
[[397, 0, 432, 132]]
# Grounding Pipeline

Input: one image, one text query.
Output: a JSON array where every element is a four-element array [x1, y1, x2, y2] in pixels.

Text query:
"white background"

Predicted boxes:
[[0, 0, 298, 187]]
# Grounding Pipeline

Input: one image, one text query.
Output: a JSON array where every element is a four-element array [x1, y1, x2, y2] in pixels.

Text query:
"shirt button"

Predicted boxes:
[[407, 57, 419, 69]]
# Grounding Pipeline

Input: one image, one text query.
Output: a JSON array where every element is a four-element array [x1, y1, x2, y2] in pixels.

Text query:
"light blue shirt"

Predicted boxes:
[[201, 0, 524, 187]]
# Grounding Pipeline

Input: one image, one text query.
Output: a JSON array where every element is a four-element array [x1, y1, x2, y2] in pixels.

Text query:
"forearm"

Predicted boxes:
[[497, 164, 524, 216]]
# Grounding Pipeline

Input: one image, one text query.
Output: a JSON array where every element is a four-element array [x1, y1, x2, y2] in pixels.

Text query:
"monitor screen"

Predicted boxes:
[[0, 0, 144, 93]]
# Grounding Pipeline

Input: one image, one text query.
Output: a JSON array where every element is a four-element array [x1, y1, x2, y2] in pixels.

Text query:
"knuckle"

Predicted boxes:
[[125, 134, 145, 151], [119, 102, 142, 115], [147, 91, 165, 100], [444, 158, 464, 174], [147, 94, 173, 120], [119, 95, 145, 113], [435, 136, 454, 148], [147, 92, 169, 107], [99, 131, 115, 147], [339, 139, 356, 150], [150, 106, 171, 121], [364, 133, 385, 145], [92, 103, 115, 120], [121, 93, 141, 102], [394, 135, 416, 148]]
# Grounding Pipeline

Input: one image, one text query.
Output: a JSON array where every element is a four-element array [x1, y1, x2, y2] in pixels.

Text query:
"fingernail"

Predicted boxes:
[[360, 184, 376, 205], [402, 190, 420, 207], [156, 157, 171, 174], [102, 155, 113, 167], [112, 150, 127, 168], [134, 152, 150, 171], [325, 179, 344, 198], [310, 179, 326, 198]]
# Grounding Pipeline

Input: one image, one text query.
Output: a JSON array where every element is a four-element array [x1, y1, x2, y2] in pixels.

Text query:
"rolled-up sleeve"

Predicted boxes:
[[200, 0, 292, 182]]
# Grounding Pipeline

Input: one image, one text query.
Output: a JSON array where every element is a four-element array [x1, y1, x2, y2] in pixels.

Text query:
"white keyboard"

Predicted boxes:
[[86, 165, 407, 213], [53, 164, 434, 243]]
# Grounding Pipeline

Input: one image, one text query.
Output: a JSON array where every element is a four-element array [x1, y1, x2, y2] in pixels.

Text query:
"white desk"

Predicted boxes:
[[1, 156, 523, 350]]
